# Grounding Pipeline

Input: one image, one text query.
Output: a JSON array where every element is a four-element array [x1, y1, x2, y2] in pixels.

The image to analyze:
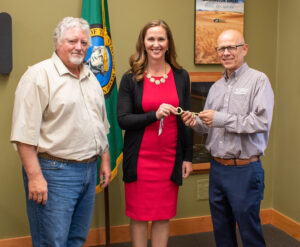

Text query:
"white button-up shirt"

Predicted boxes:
[[11, 53, 109, 160]]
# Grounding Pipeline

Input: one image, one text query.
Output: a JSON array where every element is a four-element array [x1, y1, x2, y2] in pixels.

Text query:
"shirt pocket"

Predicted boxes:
[[229, 91, 250, 114]]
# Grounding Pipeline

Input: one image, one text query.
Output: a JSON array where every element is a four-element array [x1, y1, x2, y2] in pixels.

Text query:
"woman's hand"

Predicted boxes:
[[156, 103, 177, 120], [182, 161, 193, 179]]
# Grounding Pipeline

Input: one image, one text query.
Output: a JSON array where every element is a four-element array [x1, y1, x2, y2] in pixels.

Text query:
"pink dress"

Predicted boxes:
[[125, 69, 179, 221]]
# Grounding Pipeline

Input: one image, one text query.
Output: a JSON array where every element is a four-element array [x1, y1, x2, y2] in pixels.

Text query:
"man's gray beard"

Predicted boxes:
[[69, 54, 84, 65]]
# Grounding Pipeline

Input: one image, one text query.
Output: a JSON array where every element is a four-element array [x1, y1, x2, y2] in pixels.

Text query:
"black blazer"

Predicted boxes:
[[117, 66, 193, 186]]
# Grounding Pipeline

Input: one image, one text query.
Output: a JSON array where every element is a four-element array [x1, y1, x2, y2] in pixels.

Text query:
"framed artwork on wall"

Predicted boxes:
[[194, 0, 245, 64]]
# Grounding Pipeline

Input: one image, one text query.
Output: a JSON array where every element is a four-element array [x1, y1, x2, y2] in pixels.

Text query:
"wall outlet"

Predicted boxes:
[[197, 179, 209, 200]]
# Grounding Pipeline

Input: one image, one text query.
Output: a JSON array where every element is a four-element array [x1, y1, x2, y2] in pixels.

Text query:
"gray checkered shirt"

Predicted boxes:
[[193, 63, 274, 159]]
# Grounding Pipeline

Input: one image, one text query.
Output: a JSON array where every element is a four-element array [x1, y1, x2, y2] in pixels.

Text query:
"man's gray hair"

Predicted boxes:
[[53, 17, 91, 47]]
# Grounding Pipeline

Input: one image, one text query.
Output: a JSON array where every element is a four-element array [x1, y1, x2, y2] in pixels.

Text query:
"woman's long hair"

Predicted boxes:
[[129, 20, 182, 82]]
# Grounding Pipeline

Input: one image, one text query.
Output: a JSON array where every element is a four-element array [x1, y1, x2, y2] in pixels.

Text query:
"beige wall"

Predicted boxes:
[[0, 0, 295, 240], [273, 0, 300, 222]]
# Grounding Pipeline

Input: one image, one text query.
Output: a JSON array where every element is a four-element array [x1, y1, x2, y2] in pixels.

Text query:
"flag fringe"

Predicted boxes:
[[96, 152, 123, 194]]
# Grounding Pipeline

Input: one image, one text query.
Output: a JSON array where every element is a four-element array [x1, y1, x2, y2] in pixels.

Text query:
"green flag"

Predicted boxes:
[[82, 0, 123, 193]]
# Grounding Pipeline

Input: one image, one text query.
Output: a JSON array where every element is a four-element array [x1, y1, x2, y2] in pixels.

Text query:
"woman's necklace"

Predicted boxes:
[[146, 64, 168, 85]]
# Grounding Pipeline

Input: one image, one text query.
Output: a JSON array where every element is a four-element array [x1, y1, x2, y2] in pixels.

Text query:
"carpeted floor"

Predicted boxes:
[[96, 224, 300, 247]]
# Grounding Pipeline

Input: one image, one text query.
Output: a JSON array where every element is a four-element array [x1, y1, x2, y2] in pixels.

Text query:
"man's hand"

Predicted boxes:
[[182, 161, 193, 179], [198, 110, 215, 127], [181, 111, 197, 127], [16, 142, 48, 205], [28, 174, 48, 205], [99, 151, 111, 189]]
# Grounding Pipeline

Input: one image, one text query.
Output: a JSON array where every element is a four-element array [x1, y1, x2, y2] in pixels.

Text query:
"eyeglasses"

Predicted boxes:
[[215, 44, 244, 54]]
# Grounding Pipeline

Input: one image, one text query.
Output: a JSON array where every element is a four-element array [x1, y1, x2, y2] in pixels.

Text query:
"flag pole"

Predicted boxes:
[[102, 2, 111, 245], [104, 186, 111, 246]]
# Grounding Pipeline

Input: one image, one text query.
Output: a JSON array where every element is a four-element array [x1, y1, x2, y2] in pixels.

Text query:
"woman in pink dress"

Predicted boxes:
[[117, 20, 193, 247]]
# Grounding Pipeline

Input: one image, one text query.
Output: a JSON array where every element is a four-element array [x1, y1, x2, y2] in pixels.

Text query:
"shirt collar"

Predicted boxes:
[[223, 62, 248, 82], [52, 52, 90, 80]]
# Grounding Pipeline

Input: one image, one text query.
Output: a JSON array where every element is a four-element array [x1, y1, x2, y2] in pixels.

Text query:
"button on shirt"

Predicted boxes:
[[193, 63, 274, 159], [11, 52, 110, 161]]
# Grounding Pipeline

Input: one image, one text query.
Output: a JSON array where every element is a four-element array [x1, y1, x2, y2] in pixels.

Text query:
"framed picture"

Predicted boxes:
[[194, 0, 245, 64]]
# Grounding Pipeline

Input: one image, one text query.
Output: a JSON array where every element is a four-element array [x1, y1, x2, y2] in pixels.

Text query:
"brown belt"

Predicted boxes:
[[38, 152, 97, 164], [214, 156, 259, 166]]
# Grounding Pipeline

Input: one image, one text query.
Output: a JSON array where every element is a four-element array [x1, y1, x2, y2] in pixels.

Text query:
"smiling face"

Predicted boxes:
[[217, 30, 248, 77], [56, 26, 89, 72], [144, 26, 169, 63]]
